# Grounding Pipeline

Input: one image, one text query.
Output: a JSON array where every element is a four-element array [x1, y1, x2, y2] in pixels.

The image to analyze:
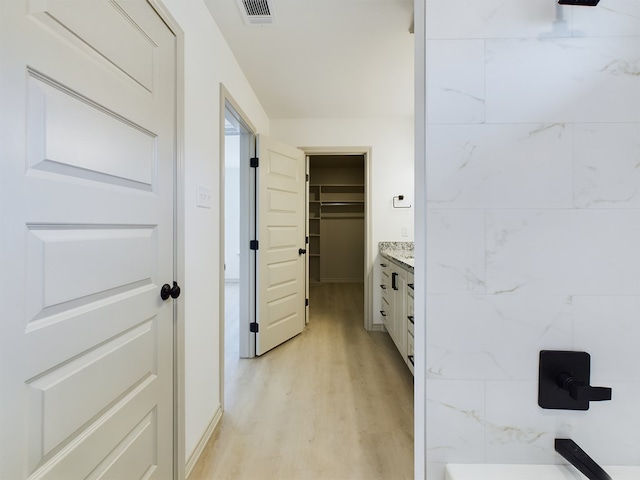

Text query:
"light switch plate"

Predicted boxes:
[[197, 184, 212, 208]]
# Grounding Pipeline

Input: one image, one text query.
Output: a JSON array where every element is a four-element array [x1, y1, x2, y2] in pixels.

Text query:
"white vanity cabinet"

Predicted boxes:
[[377, 253, 414, 376], [389, 263, 407, 361], [379, 261, 391, 328], [406, 272, 414, 374]]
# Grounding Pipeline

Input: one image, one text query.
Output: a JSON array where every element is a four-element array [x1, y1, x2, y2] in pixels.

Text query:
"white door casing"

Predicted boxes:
[[0, 1, 176, 478], [256, 135, 306, 356], [305, 155, 310, 324]]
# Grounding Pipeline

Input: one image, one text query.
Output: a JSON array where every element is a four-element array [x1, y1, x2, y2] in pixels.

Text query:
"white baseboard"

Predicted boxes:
[[185, 405, 223, 478], [368, 323, 386, 332]]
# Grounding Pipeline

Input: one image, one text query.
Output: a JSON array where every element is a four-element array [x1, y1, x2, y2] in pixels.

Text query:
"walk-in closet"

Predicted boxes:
[[308, 155, 365, 284]]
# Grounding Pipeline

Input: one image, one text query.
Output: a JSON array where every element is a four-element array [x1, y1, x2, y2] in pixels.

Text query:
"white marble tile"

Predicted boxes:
[[565, 382, 640, 466], [486, 210, 640, 295], [572, 0, 640, 37], [426, 379, 486, 464], [485, 37, 640, 124], [426, 211, 486, 294], [485, 381, 640, 465], [485, 381, 569, 464], [573, 296, 640, 382], [427, 40, 485, 124], [426, 463, 446, 480], [573, 123, 640, 209], [426, 295, 572, 380], [426, 124, 572, 209], [426, 0, 571, 40]]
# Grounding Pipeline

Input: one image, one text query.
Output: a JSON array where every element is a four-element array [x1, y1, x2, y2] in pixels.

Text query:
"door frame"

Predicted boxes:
[[218, 85, 258, 407], [143, 1, 186, 479], [301, 147, 373, 330]]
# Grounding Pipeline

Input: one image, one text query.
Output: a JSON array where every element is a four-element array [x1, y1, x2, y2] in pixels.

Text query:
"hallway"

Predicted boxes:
[[190, 283, 414, 479]]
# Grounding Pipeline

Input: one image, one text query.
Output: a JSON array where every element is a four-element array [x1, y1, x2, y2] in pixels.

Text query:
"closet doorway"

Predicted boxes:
[[307, 154, 368, 317]]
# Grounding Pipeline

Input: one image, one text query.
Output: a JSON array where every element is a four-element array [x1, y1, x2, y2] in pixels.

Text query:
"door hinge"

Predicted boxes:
[[306, 173, 309, 181], [250, 157, 259, 168], [306, 298, 309, 307], [250, 240, 259, 250], [250, 322, 259, 333], [306, 236, 309, 244]]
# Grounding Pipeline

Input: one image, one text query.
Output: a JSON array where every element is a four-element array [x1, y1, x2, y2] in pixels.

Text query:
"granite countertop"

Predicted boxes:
[[379, 241, 414, 272]]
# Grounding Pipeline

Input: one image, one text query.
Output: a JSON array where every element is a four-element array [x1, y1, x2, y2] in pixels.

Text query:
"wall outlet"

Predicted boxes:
[[197, 184, 212, 208], [401, 225, 409, 237]]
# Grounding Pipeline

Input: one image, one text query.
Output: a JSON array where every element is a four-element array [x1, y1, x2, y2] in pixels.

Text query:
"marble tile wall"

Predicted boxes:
[[424, 0, 640, 477]]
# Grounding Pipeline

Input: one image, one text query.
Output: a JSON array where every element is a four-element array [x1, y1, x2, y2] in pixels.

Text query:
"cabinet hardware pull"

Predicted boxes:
[[380, 284, 386, 289], [408, 355, 415, 366], [392, 272, 398, 290], [380, 310, 387, 317], [408, 283, 414, 289], [380, 263, 387, 267], [408, 315, 414, 324]]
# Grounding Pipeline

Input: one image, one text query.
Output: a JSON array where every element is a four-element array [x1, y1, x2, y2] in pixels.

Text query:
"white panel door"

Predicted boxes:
[[256, 135, 306, 355], [0, 1, 176, 478]]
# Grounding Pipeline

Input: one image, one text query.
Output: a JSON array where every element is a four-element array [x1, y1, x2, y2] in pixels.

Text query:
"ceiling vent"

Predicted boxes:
[[237, 0, 276, 25]]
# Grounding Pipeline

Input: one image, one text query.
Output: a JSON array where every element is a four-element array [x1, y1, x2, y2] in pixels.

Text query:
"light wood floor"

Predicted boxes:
[[189, 282, 414, 480]]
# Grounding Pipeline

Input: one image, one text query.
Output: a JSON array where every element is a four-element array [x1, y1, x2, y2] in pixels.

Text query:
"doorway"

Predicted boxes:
[[223, 98, 256, 373], [308, 155, 365, 284], [304, 149, 373, 330]]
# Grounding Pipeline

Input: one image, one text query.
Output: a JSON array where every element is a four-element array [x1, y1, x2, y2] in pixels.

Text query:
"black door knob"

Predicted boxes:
[[161, 283, 172, 300], [161, 281, 181, 300], [170, 281, 181, 299], [298, 248, 306, 255]]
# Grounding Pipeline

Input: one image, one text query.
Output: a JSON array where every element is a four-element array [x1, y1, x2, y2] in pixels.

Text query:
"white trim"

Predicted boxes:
[[219, 85, 259, 422], [369, 324, 387, 333], [144, 2, 186, 479], [219, 86, 227, 413], [184, 405, 223, 479], [414, 0, 427, 477], [302, 146, 373, 331]]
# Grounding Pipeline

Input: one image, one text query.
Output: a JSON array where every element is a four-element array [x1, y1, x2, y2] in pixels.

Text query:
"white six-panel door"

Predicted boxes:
[[256, 135, 306, 355], [0, 1, 176, 478]]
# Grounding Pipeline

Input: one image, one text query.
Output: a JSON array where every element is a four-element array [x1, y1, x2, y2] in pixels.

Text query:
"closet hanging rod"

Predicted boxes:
[[321, 202, 365, 206]]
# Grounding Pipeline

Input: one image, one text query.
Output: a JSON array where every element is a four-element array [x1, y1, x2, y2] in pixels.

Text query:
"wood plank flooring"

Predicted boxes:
[[189, 283, 414, 480]]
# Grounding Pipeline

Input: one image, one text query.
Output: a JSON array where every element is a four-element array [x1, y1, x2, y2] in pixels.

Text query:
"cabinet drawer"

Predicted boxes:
[[407, 295, 414, 335], [407, 331, 414, 375], [380, 296, 390, 327], [379, 262, 390, 301], [407, 272, 414, 299]]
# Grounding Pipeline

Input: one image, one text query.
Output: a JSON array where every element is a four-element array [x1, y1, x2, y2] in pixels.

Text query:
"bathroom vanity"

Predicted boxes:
[[378, 242, 414, 374]]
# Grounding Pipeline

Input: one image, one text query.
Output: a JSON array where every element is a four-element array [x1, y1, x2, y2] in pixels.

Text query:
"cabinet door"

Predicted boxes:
[[407, 273, 415, 373], [379, 261, 392, 326], [391, 266, 407, 358]]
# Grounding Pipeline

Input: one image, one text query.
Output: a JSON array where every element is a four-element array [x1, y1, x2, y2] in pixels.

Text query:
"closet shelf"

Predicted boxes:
[[308, 169, 365, 283], [310, 183, 364, 187]]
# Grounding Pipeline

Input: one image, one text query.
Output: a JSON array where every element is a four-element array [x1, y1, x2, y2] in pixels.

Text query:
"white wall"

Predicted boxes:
[[420, 1, 640, 478], [271, 118, 414, 326], [161, 0, 269, 468]]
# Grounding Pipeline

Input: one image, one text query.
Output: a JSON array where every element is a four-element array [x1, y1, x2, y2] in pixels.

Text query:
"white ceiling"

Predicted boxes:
[[203, 0, 415, 120]]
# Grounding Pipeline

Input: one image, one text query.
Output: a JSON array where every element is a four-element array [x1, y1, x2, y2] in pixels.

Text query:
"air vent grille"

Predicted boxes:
[[243, 0, 270, 16], [237, 0, 276, 25]]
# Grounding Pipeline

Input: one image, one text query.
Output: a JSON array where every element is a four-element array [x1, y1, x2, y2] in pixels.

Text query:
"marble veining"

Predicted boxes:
[[424, 1, 640, 476]]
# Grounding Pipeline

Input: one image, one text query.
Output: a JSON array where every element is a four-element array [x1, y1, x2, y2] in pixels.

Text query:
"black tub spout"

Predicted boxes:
[[555, 438, 611, 480]]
